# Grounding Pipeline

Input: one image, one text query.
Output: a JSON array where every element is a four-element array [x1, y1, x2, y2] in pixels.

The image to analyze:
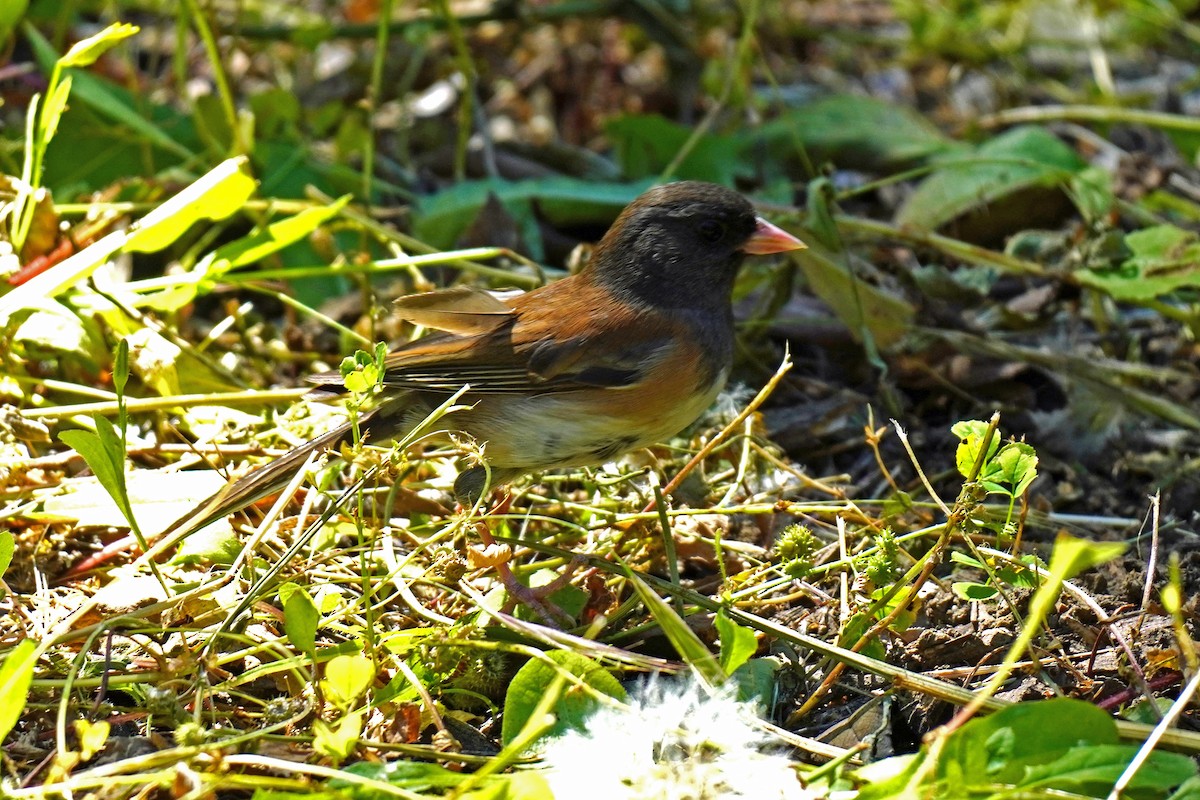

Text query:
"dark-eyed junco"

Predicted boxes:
[[168, 181, 804, 540]]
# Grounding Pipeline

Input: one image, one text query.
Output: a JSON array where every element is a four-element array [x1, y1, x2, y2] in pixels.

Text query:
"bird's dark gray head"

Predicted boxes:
[[587, 181, 763, 310]]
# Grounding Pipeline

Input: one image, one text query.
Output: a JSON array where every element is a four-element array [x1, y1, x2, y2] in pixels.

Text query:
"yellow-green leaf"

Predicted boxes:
[[59, 22, 139, 68], [0, 640, 38, 742], [321, 653, 375, 711], [312, 709, 363, 763], [124, 157, 256, 253], [280, 583, 319, 655]]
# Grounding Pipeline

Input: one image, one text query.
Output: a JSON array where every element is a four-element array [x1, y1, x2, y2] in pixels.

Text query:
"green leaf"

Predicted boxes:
[[202, 196, 351, 279], [1046, 533, 1126, 583], [0, 237, 114, 322], [715, 608, 758, 677], [837, 612, 886, 662], [624, 569, 724, 685], [760, 95, 957, 171], [1016, 534, 1124, 660], [340, 346, 386, 396], [859, 697, 1196, 798], [793, 237, 916, 351], [58, 22, 139, 68], [880, 490, 915, 524], [1141, 188, 1200, 223], [38, 75, 72, 145], [729, 658, 778, 707], [279, 583, 319, 655], [949, 551, 986, 569], [413, 177, 651, 251], [112, 337, 130, 398], [336, 760, 474, 792], [898, 126, 1086, 231], [1021, 744, 1196, 794], [0, 531, 13, 576], [952, 419, 1000, 479], [997, 560, 1041, 590], [804, 178, 841, 251], [249, 87, 302, 138], [341, 370, 370, 394], [312, 709, 362, 763], [952, 581, 998, 601], [58, 416, 140, 537], [852, 753, 926, 800], [1168, 775, 1200, 800], [1067, 165, 1115, 222], [515, 569, 588, 623], [170, 517, 239, 565], [0, 640, 38, 742], [321, 653, 375, 711], [42, 62, 196, 161], [458, 771, 553, 800], [871, 585, 917, 632], [0, 159, 252, 320], [981, 442, 1038, 496], [606, 113, 741, 183], [1122, 697, 1175, 725], [500, 649, 625, 747], [940, 698, 1118, 787], [1077, 224, 1200, 301], [91, 413, 126, 482], [1162, 557, 1185, 616], [123, 157, 257, 253], [0, 0, 28, 43]]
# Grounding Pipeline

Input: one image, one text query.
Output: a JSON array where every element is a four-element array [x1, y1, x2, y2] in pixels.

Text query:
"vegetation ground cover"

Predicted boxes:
[[1, 1, 1199, 798]]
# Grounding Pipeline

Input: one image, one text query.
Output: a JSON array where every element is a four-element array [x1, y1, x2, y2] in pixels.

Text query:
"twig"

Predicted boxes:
[[978, 104, 1200, 134], [1138, 491, 1161, 617], [1107, 668, 1200, 800], [647, 350, 793, 511], [891, 418, 951, 516]]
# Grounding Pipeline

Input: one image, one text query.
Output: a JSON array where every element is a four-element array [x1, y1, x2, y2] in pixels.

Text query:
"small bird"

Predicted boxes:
[[167, 181, 804, 540]]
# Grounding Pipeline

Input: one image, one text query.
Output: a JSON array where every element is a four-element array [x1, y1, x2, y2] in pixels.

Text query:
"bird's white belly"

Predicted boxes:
[[459, 368, 728, 470]]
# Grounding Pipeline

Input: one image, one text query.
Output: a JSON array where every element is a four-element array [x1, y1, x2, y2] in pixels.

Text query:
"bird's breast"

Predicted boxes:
[[454, 360, 730, 471]]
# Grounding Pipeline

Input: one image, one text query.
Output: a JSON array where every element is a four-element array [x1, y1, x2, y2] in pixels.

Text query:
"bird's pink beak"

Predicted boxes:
[[742, 217, 806, 255]]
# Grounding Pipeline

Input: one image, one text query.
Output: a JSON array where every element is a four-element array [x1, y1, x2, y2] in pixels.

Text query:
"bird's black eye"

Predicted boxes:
[[698, 219, 726, 243]]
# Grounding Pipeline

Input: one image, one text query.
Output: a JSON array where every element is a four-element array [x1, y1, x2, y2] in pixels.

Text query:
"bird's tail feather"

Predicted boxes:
[[131, 386, 468, 566], [194, 416, 364, 527], [145, 406, 388, 560]]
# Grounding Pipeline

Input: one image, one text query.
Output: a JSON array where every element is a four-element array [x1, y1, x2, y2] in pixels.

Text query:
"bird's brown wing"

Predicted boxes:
[[390, 286, 516, 335], [310, 279, 673, 395]]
